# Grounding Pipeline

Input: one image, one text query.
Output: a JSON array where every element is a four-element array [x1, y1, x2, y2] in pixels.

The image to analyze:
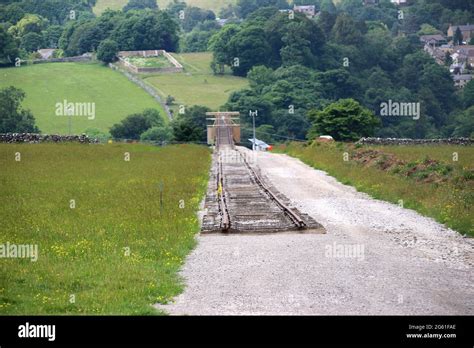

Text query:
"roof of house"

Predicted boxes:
[[420, 34, 446, 42], [294, 5, 316, 10], [455, 45, 474, 56], [449, 24, 474, 32], [453, 74, 473, 81]]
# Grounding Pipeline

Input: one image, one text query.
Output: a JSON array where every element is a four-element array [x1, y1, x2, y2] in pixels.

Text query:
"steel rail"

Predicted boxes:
[[235, 148, 307, 230]]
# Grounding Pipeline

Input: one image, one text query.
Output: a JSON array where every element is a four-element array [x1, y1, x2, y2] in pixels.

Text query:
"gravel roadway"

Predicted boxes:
[[156, 149, 474, 315]]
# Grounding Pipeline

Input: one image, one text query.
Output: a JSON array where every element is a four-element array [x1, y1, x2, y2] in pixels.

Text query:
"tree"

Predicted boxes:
[[140, 126, 174, 142], [331, 14, 363, 46], [307, 99, 380, 141], [0, 25, 19, 63], [462, 80, 474, 109], [318, 10, 337, 36], [110, 114, 152, 140], [142, 108, 165, 127], [8, 14, 48, 38], [453, 26, 463, 45], [209, 24, 241, 74], [452, 106, 474, 138], [320, 0, 336, 14], [171, 105, 210, 142], [0, 86, 39, 133], [20, 32, 44, 52], [111, 11, 179, 52], [166, 0, 187, 15], [166, 95, 175, 105], [182, 6, 215, 32], [0, 3, 25, 24], [182, 21, 220, 52], [281, 21, 315, 67], [43, 25, 63, 48], [237, 0, 288, 19], [228, 25, 271, 76], [97, 39, 118, 64], [109, 108, 164, 139], [123, 0, 158, 12], [65, 20, 106, 56], [247, 65, 274, 93]]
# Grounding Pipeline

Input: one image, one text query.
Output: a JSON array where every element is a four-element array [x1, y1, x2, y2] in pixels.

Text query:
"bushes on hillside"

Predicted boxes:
[[109, 108, 164, 140], [0, 86, 39, 133]]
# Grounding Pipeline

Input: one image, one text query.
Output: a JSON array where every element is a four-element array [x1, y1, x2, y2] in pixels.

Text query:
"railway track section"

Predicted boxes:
[[201, 117, 324, 234]]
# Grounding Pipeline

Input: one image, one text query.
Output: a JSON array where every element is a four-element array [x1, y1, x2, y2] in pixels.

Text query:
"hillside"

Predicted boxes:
[[142, 52, 248, 111], [0, 62, 167, 135], [94, 0, 236, 15]]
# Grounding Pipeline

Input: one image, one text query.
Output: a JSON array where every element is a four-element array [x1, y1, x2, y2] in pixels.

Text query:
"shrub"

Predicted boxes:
[[140, 126, 174, 143], [97, 39, 118, 64]]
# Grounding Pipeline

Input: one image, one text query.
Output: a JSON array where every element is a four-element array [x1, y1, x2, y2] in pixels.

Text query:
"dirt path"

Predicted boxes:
[[156, 149, 474, 315]]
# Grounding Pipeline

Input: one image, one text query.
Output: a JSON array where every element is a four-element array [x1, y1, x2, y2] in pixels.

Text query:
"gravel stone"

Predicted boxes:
[[155, 150, 473, 315]]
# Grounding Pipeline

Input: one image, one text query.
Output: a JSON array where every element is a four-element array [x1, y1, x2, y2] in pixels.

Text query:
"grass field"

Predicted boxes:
[[143, 52, 248, 111], [0, 143, 211, 314], [278, 142, 474, 236], [0, 62, 167, 135], [94, 0, 236, 15]]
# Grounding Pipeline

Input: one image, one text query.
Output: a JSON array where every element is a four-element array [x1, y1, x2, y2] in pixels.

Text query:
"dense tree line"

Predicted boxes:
[[0, 0, 181, 62], [205, 0, 474, 141], [1, 0, 473, 140]]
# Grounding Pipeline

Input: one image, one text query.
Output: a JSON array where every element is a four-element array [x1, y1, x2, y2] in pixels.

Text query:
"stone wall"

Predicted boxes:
[[0, 133, 98, 144], [31, 55, 93, 64], [357, 137, 473, 146], [118, 50, 165, 58], [109, 63, 173, 120]]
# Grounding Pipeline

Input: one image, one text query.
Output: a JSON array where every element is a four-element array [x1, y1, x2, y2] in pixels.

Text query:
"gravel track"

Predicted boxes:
[[156, 149, 474, 315]]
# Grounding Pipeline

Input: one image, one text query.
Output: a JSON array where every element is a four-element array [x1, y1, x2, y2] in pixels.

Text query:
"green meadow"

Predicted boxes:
[[143, 52, 248, 111], [0, 143, 211, 314], [279, 142, 474, 236], [0, 62, 167, 135]]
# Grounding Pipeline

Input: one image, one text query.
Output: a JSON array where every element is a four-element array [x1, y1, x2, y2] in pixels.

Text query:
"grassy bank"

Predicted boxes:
[[143, 52, 248, 111], [278, 142, 473, 236], [0, 62, 167, 134], [0, 143, 211, 314]]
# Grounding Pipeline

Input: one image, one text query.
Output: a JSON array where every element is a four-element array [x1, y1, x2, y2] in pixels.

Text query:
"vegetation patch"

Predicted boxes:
[[278, 142, 474, 237], [143, 52, 248, 111], [0, 63, 167, 135], [0, 143, 211, 314], [124, 56, 174, 69]]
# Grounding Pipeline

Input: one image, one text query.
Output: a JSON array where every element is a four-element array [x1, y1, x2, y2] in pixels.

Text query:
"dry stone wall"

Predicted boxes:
[[0, 133, 98, 144]]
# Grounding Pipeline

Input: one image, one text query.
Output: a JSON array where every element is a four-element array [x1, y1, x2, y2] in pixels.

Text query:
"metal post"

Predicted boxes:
[[252, 112, 256, 151]]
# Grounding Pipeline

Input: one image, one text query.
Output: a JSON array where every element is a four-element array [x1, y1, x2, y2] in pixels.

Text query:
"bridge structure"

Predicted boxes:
[[206, 112, 241, 146], [201, 110, 324, 234]]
